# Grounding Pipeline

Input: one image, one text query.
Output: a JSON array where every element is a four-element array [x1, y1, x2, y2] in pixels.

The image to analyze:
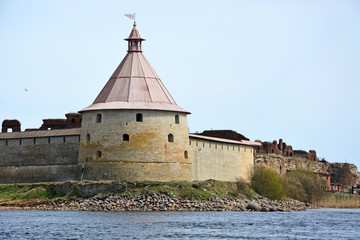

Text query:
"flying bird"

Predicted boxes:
[[25, 88, 28, 92]]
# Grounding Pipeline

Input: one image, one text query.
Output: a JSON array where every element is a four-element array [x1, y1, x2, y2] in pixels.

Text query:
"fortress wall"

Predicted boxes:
[[79, 110, 192, 181], [0, 135, 80, 183], [190, 137, 255, 182]]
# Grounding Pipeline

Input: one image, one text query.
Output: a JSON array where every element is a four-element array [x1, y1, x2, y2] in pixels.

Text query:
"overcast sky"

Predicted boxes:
[[1, 0, 359, 168]]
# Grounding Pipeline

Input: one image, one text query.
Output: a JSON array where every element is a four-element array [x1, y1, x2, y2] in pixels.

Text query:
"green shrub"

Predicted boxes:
[[251, 167, 285, 200], [281, 169, 325, 204]]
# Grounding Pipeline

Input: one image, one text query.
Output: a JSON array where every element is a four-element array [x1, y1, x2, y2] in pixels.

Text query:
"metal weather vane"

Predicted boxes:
[[124, 13, 136, 23]]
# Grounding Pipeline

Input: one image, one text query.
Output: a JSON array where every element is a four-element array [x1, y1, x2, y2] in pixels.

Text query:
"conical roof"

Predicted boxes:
[[80, 23, 189, 114]]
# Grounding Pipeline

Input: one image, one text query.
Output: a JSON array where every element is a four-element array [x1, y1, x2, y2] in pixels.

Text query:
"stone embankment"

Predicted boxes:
[[2, 194, 311, 212]]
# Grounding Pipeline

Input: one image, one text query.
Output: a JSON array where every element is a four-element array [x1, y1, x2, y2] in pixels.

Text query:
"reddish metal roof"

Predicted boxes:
[[189, 134, 261, 147], [81, 23, 189, 114], [125, 22, 144, 40], [0, 129, 80, 139]]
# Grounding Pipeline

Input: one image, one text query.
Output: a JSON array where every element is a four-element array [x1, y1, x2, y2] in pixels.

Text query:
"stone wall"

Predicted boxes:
[[254, 154, 328, 175], [190, 137, 255, 182], [327, 163, 360, 191], [79, 109, 192, 182], [0, 133, 80, 183]]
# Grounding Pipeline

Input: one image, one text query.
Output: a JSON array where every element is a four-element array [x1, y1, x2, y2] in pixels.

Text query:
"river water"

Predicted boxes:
[[0, 209, 359, 239]]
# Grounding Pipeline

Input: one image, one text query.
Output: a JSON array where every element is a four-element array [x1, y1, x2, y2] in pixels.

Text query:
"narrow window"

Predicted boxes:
[[19, 139, 22, 145], [63, 137, 66, 143], [86, 134, 90, 142], [97, 151, 102, 158], [123, 134, 129, 141], [175, 115, 180, 124], [184, 151, 188, 159], [136, 113, 143, 122], [5, 140, 8, 146], [168, 134, 174, 142], [96, 114, 102, 123], [48, 137, 51, 144], [34, 138, 36, 145]]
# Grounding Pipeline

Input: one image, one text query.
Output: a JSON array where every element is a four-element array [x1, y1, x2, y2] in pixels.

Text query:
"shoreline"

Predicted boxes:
[[0, 194, 311, 212]]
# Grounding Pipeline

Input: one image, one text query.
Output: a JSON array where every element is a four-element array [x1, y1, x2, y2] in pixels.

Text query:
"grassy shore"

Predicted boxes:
[[319, 192, 360, 208], [1, 181, 359, 209], [0, 180, 254, 203]]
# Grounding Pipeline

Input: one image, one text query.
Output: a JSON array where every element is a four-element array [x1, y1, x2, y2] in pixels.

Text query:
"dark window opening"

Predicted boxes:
[[97, 151, 102, 158], [71, 118, 75, 123], [136, 113, 143, 122], [184, 151, 188, 159], [175, 115, 180, 124], [63, 137, 66, 143], [86, 134, 90, 142], [96, 114, 102, 123], [5, 140, 8, 146], [19, 139, 22, 145], [34, 138, 36, 145], [123, 134, 129, 141], [168, 134, 174, 142], [48, 137, 51, 144]]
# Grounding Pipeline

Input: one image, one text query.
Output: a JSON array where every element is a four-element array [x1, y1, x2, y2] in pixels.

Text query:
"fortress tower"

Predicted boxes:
[[78, 23, 192, 181]]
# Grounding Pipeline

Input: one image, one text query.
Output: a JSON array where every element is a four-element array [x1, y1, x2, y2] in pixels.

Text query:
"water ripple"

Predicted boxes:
[[0, 209, 360, 239]]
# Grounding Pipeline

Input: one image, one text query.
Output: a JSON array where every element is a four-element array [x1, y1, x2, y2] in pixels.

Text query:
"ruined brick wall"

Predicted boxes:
[[190, 138, 255, 182], [256, 139, 317, 160], [1, 120, 21, 133], [79, 109, 192, 182], [39, 113, 82, 130], [0, 132, 80, 183]]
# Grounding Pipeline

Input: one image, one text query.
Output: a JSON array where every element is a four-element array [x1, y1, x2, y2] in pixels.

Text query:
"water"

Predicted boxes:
[[1, 209, 359, 239]]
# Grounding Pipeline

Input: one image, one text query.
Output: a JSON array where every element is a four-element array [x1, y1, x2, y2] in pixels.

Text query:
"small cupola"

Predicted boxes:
[[125, 22, 145, 52]]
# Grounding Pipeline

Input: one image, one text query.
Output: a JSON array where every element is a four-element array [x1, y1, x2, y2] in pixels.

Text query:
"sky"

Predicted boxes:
[[1, 0, 359, 168]]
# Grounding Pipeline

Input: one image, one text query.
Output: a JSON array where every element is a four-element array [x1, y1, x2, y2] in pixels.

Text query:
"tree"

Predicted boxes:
[[251, 167, 285, 200]]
